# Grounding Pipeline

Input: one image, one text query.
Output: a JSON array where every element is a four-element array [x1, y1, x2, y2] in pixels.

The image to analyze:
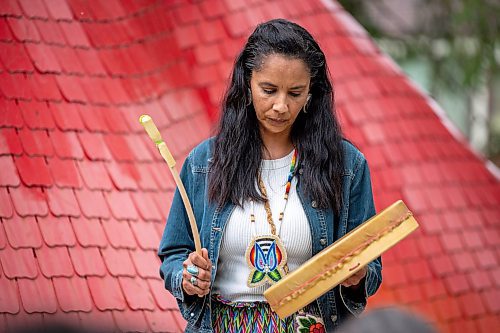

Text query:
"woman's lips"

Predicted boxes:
[[267, 118, 288, 126]]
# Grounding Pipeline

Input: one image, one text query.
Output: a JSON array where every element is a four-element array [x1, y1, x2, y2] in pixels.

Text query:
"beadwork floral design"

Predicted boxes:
[[295, 314, 325, 333], [246, 235, 288, 287]]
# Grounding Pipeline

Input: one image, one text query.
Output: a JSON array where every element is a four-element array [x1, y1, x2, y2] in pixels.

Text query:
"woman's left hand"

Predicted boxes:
[[341, 266, 367, 288]]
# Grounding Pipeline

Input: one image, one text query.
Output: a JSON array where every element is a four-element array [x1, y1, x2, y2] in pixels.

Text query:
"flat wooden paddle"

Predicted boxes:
[[264, 200, 419, 318]]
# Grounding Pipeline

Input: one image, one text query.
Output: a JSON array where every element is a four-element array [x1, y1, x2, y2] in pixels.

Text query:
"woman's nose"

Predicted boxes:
[[272, 95, 288, 113]]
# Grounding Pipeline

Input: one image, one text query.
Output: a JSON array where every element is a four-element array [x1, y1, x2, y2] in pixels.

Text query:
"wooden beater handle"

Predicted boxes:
[[139, 115, 202, 255]]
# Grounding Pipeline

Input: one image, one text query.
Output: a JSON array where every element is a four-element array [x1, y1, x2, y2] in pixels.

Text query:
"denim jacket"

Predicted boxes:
[[158, 138, 382, 332]]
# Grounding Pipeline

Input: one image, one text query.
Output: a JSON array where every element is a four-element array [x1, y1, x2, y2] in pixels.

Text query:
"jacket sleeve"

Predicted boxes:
[[157, 153, 199, 315], [340, 155, 382, 316]]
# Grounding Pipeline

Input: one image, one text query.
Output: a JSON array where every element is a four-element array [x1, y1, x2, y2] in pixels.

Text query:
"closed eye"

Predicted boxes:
[[262, 89, 302, 97]]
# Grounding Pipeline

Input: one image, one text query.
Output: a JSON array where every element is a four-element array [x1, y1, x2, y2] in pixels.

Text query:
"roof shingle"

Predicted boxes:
[[0, 1, 498, 332]]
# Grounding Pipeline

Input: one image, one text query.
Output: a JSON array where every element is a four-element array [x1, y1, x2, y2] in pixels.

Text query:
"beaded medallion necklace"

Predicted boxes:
[[245, 149, 298, 288]]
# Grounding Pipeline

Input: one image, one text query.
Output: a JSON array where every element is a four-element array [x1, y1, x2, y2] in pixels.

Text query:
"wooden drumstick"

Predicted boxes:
[[139, 115, 202, 255]]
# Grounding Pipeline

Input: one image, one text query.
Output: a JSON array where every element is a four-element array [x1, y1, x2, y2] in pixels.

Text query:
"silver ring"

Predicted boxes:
[[190, 276, 198, 286], [187, 264, 199, 277]]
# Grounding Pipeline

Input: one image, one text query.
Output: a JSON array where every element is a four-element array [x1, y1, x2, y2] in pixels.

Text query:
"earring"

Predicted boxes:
[[302, 94, 311, 113], [246, 89, 252, 106]]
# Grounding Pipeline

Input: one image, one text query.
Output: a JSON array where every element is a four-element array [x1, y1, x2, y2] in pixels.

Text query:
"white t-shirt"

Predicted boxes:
[[212, 150, 312, 302]]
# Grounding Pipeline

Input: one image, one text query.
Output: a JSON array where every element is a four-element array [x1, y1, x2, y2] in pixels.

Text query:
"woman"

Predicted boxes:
[[158, 19, 381, 332]]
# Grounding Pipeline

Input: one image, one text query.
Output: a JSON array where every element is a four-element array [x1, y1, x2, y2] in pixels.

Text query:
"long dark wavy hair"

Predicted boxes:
[[208, 19, 344, 214]]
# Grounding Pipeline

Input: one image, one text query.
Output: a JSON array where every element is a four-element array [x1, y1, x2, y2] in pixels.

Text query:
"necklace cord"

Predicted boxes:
[[255, 149, 298, 236], [258, 174, 277, 235]]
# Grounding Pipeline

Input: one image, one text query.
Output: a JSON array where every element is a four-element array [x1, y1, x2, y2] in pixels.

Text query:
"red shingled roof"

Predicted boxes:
[[0, 0, 498, 332]]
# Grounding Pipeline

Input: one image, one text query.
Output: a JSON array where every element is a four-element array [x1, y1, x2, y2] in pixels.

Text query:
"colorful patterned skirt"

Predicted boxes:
[[211, 294, 325, 333]]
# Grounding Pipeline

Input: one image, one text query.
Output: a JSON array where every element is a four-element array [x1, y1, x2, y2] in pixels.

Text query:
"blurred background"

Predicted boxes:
[[339, 0, 500, 166], [0, 0, 498, 332]]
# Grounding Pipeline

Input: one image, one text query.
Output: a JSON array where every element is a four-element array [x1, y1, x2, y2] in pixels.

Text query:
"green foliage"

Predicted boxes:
[[339, 0, 499, 90]]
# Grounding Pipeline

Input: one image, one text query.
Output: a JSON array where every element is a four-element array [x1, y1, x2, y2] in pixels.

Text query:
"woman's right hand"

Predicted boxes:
[[182, 248, 212, 297]]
